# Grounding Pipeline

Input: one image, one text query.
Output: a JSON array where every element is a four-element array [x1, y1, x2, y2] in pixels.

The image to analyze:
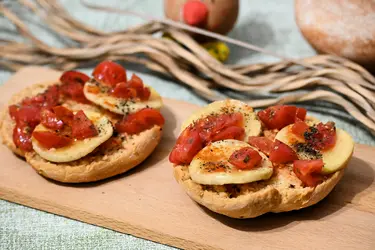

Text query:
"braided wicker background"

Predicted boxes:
[[1, 0, 375, 133]]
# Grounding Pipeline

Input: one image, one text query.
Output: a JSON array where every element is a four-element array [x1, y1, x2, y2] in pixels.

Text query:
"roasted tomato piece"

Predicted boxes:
[[312, 122, 336, 150], [297, 122, 337, 151], [9, 105, 19, 120], [211, 126, 244, 142], [60, 71, 90, 104], [40, 108, 64, 130], [92, 61, 127, 86], [293, 159, 324, 187], [140, 86, 151, 100], [61, 82, 88, 103], [291, 120, 310, 138], [13, 125, 33, 151], [229, 147, 262, 170], [269, 139, 298, 164], [43, 85, 61, 107], [127, 74, 144, 91], [169, 112, 244, 165], [111, 74, 151, 100], [169, 126, 203, 165], [127, 74, 151, 100], [258, 105, 307, 130], [71, 110, 98, 140], [32, 131, 72, 149], [296, 107, 307, 121], [60, 70, 90, 85], [20, 85, 60, 108], [21, 95, 45, 107], [248, 136, 273, 155], [198, 113, 244, 143], [115, 108, 164, 135], [53, 106, 74, 126], [111, 82, 137, 99], [15, 106, 41, 127]]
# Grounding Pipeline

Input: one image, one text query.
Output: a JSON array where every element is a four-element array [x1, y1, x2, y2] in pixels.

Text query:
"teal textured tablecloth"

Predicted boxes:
[[1, 0, 374, 249]]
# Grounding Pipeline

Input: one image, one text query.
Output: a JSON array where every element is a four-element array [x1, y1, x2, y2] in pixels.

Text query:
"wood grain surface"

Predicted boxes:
[[0, 67, 374, 250]]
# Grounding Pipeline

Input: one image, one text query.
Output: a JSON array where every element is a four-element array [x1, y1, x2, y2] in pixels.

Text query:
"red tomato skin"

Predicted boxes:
[[21, 95, 45, 107], [32, 131, 72, 149], [291, 120, 310, 138], [53, 106, 74, 126], [248, 136, 273, 155], [127, 74, 144, 89], [60, 71, 90, 104], [296, 122, 337, 151], [111, 82, 137, 99], [21, 85, 60, 108], [115, 108, 165, 135], [60, 71, 90, 85], [13, 125, 33, 151], [169, 127, 203, 165], [110, 74, 151, 101], [296, 108, 307, 121], [127, 74, 150, 100], [40, 109, 64, 130], [313, 122, 336, 150], [169, 112, 245, 165], [92, 61, 126, 86], [258, 105, 308, 130], [257, 105, 296, 130], [139, 86, 151, 100], [198, 113, 244, 143], [269, 139, 299, 164], [210, 126, 245, 142], [229, 147, 262, 170], [43, 85, 61, 107], [61, 82, 88, 103], [293, 159, 324, 187], [9, 84, 63, 152], [9, 105, 19, 120], [15, 106, 41, 128], [71, 110, 98, 140]]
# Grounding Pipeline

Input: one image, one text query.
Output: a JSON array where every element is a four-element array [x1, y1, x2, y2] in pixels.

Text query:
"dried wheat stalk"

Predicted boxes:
[[1, 0, 375, 134]]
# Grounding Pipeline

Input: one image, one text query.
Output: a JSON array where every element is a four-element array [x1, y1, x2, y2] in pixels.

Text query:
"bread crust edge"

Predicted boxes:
[[173, 165, 345, 219]]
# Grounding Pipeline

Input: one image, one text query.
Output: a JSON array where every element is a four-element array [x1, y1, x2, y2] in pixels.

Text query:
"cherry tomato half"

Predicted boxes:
[[115, 108, 164, 135], [71, 110, 98, 140], [169, 127, 203, 165], [258, 105, 307, 130], [33, 131, 72, 149], [92, 61, 127, 86], [269, 139, 298, 164], [293, 159, 324, 187], [248, 136, 273, 155], [229, 147, 262, 170]]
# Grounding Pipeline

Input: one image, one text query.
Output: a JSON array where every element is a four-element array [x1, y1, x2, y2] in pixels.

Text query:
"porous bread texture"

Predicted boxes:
[[0, 81, 163, 183], [26, 126, 162, 183], [172, 100, 350, 218], [173, 164, 345, 219]]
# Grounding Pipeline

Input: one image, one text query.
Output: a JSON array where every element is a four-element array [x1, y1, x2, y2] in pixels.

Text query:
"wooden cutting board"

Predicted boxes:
[[0, 67, 374, 250]]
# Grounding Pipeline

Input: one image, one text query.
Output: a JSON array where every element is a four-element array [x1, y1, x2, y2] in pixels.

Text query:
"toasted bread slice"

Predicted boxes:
[[1, 81, 163, 183], [26, 125, 162, 183], [173, 164, 345, 219], [0, 81, 57, 157], [171, 99, 351, 218], [0, 81, 99, 157]]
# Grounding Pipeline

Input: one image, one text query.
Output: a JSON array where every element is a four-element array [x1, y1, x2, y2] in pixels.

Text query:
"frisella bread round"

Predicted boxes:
[[0, 61, 165, 183], [169, 100, 354, 218]]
